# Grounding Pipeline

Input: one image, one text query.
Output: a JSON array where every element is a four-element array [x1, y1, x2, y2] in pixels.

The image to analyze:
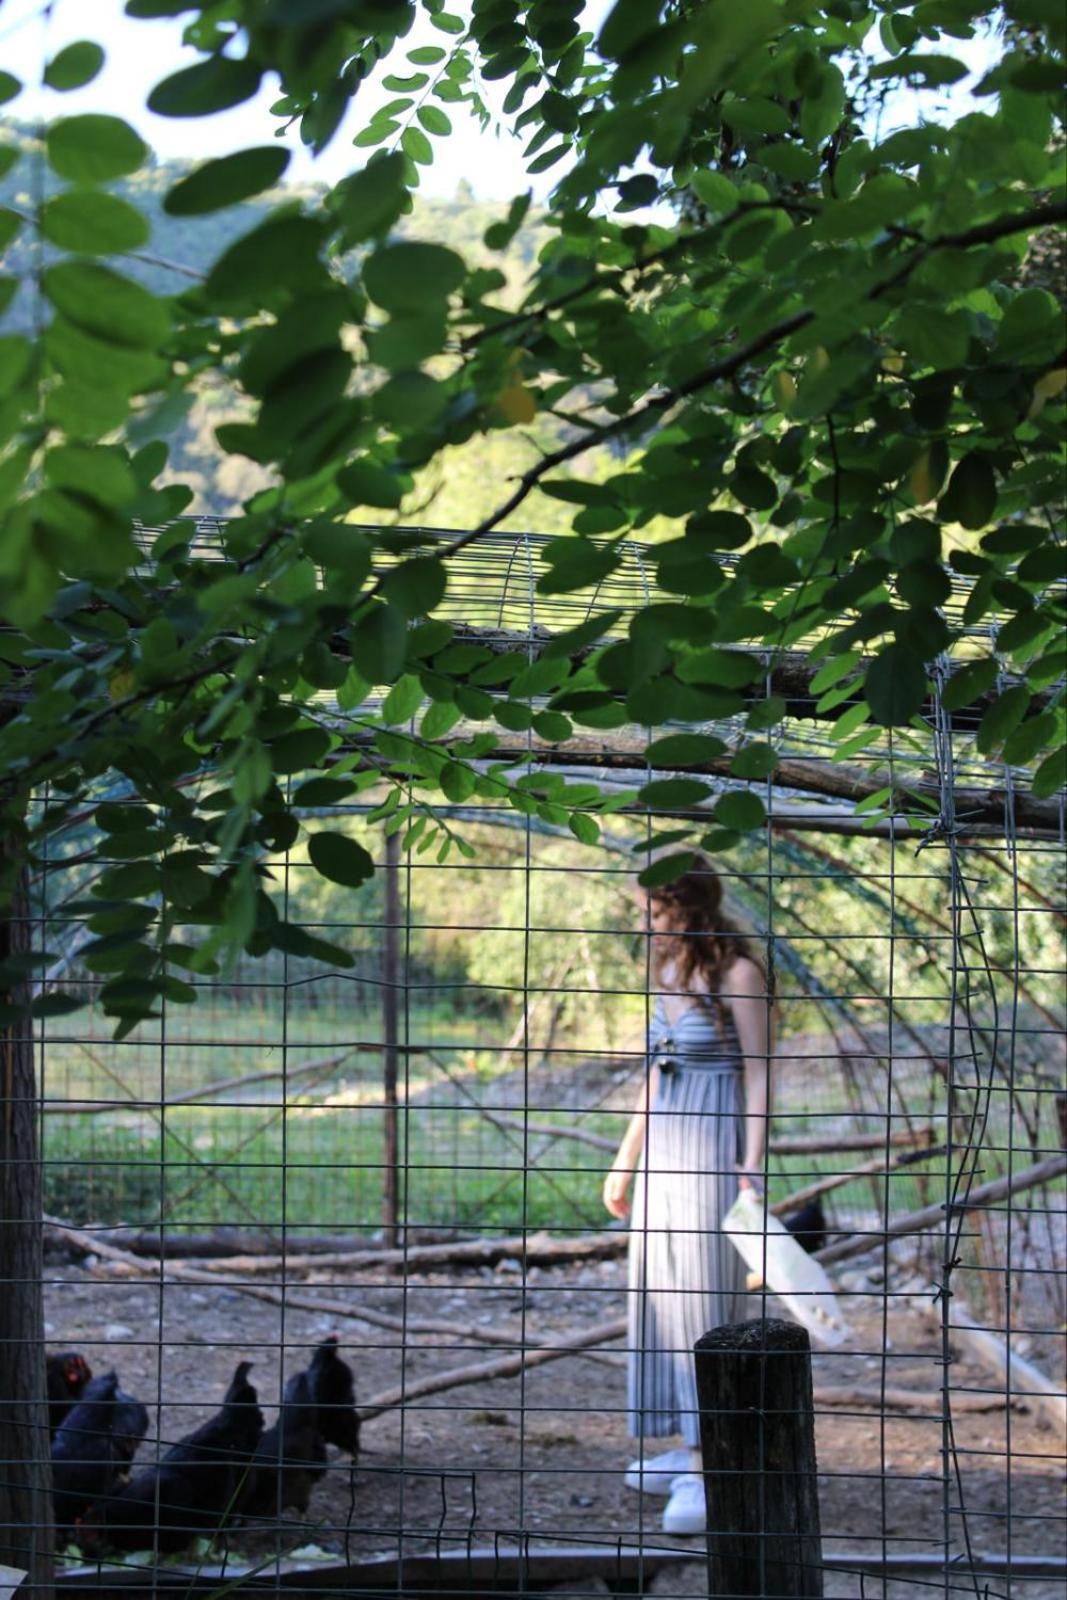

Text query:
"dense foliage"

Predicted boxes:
[[0, 0, 1063, 1034]]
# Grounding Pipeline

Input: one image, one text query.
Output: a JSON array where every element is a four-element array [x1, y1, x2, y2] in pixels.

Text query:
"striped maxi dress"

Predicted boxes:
[[626, 995, 747, 1448]]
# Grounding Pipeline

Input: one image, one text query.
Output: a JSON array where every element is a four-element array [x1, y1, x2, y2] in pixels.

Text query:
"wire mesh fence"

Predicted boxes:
[[4, 530, 1065, 1599]]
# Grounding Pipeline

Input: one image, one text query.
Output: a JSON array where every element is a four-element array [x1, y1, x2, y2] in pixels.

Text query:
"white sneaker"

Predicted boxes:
[[623, 1446, 692, 1495], [661, 1472, 707, 1535]]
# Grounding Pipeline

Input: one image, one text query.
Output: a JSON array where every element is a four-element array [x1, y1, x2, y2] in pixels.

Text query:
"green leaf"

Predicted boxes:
[[677, 648, 762, 688], [44, 444, 137, 507], [569, 812, 600, 845], [381, 556, 447, 618], [646, 733, 728, 766], [30, 992, 86, 1019], [713, 791, 766, 831], [332, 152, 407, 244], [402, 125, 434, 165], [686, 510, 752, 550], [381, 673, 424, 724], [869, 53, 968, 86], [866, 646, 927, 726], [440, 761, 475, 802], [1032, 745, 1067, 799], [337, 460, 405, 509], [164, 147, 290, 214], [43, 262, 170, 350], [0, 73, 21, 106], [421, 699, 463, 740], [308, 831, 375, 888], [533, 710, 572, 742], [941, 657, 997, 711], [637, 778, 712, 808], [1001, 712, 1058, 768], [374, 370, 446, 430], [537, 539, 619, 595], [44, 41, 105, 90], [148, 55, 262, 117], [351, 601, 408, 682], [204, 214, 328, 304], [47, 115, 147, 182], [637, 851, 696, 889], [418, 105, 452, 136], [938, 453, 997, 531], [268, 727, 331, 775], [976, 685, 1030, 754], [40, 191, 149, 255], [730, 742, 778, 780], [363, 241, 466, 313], [893, 306, 969, 371]]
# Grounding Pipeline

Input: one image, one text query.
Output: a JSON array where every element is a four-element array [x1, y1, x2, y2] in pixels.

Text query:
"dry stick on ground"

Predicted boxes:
[[767, 1141, 944, 1218], [356, 1316, 631, 1423], [906, 1288, 1067, 1432], [42, 1217, 540, 1350], [814, 1152, 1067, 1267], [811, 1386, 1014, 1415], [43, 1214, 627, 1277]]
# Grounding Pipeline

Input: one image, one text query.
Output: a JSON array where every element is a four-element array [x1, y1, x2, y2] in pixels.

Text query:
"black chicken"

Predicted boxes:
[[79, 1360, 263, 1554], [240, 1336, 359, 1520], [46, 1350, 93, 1437], [51, 1372, 148, 1531], [239, 1369, 327, 1518], [782, 1198, 828, 1255], [307, 1336, 360, 1458]]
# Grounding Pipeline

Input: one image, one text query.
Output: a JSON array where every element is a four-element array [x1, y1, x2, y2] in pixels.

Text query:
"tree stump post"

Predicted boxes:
[[695, 1317, 823, 1598]]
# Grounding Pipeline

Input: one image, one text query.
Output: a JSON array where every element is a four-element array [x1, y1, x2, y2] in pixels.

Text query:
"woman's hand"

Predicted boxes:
[[603, 1165, 635, 1220], [736, 1165, 763, 1195]]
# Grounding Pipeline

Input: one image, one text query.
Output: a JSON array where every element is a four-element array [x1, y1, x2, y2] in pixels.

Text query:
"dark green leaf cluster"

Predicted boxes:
[[0, 0, 1063, 1031]]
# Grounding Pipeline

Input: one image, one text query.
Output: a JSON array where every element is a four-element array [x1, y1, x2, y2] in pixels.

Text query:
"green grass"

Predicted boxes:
[[41, 995, 1058, 1240]]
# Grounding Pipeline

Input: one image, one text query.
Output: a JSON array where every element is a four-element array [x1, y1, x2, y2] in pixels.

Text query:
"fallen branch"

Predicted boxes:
[[357, 1316, 629, 1422], [768, 1139, 943, 1218], [812, 1385, 1014, 1415], [44, 1217, 538, 1351], [815, 1153, 1067, 1267], [772, 1128, 934, 1155], [488, 1114, 617, 1152], [41, 1049, 355, 1115], [910, 1292, 1066, 1434], [120, 1228, 629, 1278]]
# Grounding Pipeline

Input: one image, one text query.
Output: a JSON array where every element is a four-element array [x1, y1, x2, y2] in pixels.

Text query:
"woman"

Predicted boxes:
[[603, 856, 773, 1535]]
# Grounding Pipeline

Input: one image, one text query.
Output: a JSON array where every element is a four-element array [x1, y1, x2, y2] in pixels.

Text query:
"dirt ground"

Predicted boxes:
[[44, 1248, 1065, 1599]]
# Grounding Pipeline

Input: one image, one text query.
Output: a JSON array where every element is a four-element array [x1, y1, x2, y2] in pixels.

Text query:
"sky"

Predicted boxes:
[[0, 0, 996, 203], [0, 0, 613, 200]]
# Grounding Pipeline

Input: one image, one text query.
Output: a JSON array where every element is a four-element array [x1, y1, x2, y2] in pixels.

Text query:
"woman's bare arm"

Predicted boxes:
[[603, 1065, 659, 1219], [727, 956, 774, 1190]]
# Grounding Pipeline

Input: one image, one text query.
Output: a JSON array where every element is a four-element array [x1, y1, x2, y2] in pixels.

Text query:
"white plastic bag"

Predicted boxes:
[[723, 1189, 853, 1348]]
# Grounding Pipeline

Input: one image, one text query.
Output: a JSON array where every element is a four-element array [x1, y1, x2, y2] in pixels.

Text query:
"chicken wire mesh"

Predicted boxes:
[[5, 527, 1065, 1599]]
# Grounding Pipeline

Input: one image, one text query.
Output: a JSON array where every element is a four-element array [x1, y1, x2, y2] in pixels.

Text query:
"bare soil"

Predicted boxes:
[[44, 1251, 1064, 1598]]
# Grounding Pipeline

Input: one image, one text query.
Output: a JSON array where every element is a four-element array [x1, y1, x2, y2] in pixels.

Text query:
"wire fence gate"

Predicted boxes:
[[4, 529, 1065, 1599]]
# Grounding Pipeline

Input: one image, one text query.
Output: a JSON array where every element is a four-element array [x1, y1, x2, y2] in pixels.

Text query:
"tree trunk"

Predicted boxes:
[[0, 857, 53, 1595]]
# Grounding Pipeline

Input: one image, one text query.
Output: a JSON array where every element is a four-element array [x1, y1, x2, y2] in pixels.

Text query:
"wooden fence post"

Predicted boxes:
[[695, 1317, 823, 1598]]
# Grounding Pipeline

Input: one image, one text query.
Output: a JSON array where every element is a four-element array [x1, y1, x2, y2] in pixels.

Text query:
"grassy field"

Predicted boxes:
[[40, 985, 1061, 1241]]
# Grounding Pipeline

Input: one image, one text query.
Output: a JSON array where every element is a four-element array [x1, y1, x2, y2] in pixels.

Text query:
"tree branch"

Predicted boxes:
[[439, 199, 1067, 561]]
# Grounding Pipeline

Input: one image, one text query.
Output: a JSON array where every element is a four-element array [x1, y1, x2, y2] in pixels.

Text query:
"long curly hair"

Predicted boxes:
[[647, 855, 765, 1023]]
